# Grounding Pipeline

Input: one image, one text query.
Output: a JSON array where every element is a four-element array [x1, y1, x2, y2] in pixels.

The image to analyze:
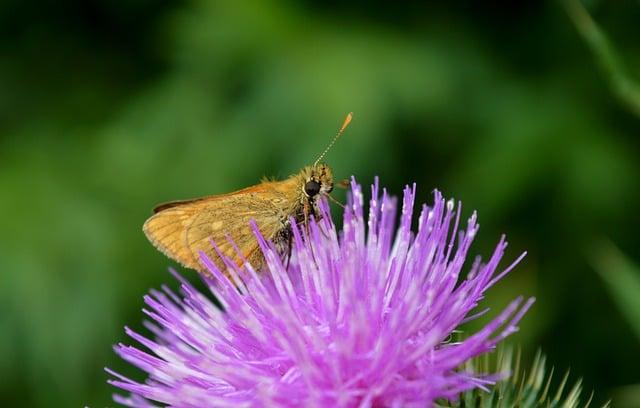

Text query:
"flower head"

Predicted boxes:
[[108, 179, 534, 407]]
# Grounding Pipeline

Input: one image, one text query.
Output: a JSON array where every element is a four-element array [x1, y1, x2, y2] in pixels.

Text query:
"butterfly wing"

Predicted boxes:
[[143, 181, 297, 274]]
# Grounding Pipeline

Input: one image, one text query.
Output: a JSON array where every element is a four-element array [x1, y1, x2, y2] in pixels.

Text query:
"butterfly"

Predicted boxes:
[[143, 113, 352, 275]]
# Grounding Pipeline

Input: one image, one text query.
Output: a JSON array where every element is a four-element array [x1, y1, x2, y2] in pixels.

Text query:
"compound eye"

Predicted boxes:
[[304, 180, 321, 197]]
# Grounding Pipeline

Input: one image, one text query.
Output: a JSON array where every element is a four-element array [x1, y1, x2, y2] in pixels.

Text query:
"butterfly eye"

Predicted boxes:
[[304, 180, 321, 197]]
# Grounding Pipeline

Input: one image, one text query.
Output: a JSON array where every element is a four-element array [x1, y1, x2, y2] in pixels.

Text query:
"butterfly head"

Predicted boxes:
[[302, 163, 334, 199]]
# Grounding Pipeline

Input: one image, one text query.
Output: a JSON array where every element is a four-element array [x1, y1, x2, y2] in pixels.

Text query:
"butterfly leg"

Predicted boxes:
[[284, 231, 293, 270], [303, 200, 311, 237], [272, 225, 293, 270]]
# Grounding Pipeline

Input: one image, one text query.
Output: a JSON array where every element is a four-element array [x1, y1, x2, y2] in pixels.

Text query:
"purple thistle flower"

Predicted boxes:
[[107, 178, 534, 407]]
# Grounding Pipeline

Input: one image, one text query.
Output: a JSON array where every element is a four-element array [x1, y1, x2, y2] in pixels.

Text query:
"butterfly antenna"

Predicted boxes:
[[314, 112, 353, 167], [328, 193, 345, 209]]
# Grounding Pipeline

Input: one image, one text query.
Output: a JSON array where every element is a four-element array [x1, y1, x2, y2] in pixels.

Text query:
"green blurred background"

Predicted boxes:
[[1, 0, 639, 406]]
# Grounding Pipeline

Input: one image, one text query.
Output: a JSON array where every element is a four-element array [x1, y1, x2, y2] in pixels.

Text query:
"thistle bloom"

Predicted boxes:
[[108, 179, 534, 407]]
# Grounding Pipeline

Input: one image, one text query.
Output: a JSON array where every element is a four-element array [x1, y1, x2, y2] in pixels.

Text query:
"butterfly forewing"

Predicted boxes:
[[143, 181, 297, 274]]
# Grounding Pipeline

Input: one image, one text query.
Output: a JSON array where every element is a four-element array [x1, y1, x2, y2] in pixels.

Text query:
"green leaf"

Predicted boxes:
[[436, 346, 609, 408]]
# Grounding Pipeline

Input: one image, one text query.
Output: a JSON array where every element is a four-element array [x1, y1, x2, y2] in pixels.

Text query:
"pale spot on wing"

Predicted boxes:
[[186, 193, 290, 274]]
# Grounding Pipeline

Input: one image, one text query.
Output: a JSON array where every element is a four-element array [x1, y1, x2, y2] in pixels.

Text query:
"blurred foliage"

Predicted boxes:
[[592, 242, 640, 342], [437, 347, 609, 408], [564, 0, 640, 117], [591, 242, 640, 406], [1, 0, 639, 406]]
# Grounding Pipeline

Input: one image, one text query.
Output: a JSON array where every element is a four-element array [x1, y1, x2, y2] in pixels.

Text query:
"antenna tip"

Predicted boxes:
[[340, 112, 353, 132], [313, 112, 353, 166]]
